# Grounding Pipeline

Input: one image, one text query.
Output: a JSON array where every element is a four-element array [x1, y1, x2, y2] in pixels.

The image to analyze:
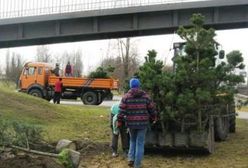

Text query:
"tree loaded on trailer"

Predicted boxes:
[[18, 62, 118, 105], [137, 14, 244, 153]]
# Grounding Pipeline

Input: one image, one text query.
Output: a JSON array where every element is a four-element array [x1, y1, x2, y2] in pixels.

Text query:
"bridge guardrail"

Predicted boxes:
[[0, 0, 205, 19]]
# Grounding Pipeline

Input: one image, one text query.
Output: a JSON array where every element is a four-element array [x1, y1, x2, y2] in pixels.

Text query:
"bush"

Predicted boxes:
[[0, 120, 43, 149], [58, 149, 74, 168], [88, 65, 114, 78]]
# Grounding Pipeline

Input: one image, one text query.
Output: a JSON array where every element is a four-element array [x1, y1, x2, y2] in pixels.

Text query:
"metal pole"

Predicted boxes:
[[21, 0, 24, 17], [59, 0, 61, 13]]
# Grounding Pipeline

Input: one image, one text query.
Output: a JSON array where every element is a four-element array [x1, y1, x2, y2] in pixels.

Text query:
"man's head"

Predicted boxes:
[[56, 63, 59, 67], [129, 78, 140, 89], [59, 78, 62, 81]]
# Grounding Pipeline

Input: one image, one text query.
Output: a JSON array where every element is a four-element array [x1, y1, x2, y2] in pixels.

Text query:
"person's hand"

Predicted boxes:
[[152, 120, 157, 125], [117, 121, 122, 128], [151, 116, 158, 125]]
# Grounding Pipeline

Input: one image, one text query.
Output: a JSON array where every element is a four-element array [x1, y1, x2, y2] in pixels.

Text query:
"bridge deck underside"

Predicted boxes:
[[0, 2, 247, 48]]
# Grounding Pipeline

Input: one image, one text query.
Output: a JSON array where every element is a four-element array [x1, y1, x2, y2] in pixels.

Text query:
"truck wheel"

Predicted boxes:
[[46, 97, 52, 102], [214, 117, 229, 141], [104, 92, 113, 100], [81, 91, 97, 105], [96, 97, 103, 105], [29, 89, 43, 98]]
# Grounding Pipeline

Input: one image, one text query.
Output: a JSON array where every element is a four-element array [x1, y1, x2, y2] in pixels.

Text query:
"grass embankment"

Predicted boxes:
[[0, 84, 110, 143]]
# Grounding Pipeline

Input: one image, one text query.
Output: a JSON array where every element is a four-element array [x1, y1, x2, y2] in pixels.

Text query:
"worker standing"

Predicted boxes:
[[110, 102, 129, 158], [53, 78, 63, 104], [52, 63, 60, 76], [118, 78, 157, 168], [65, 61, 72, 77]]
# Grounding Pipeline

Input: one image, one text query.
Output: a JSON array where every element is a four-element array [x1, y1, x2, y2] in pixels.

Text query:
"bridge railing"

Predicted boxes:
[[0, 0, 204, 19]]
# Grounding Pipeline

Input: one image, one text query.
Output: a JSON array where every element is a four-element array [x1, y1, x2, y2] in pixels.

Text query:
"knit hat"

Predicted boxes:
[[129, 78, 140, 88]]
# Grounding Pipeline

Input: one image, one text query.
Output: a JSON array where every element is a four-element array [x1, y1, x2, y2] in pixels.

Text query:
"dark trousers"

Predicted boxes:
[[111, 127, 129, 154], [53, 92, 61, 104]]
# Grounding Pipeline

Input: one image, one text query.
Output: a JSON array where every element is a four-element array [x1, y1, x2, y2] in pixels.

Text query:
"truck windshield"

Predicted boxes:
[[24, 67, 36, 76]]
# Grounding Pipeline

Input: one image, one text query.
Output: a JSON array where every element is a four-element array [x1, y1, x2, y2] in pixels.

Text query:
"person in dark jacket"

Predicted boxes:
[[52, 63, 60, 76], [65, 61, 72, 77], [110, 102, 129, 158], [118, 78, 156, 168], [53, 78, 63, 104]]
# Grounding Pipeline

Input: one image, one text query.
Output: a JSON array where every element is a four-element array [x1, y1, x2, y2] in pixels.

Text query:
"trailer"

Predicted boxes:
[[145, 104, 236, 153]]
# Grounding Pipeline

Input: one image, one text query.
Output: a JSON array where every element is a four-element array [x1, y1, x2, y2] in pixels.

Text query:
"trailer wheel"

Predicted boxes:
[[29, 89, 43, 98], [81, 91, 97, 105], [207, 116, 215, 154], [214, 117, 229, 141], [229, 104, 236, 133], [229, 115, 236, 133]]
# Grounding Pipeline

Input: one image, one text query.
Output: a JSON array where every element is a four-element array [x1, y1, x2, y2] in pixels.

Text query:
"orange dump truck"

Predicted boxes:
[[18, 62, 119, 105]]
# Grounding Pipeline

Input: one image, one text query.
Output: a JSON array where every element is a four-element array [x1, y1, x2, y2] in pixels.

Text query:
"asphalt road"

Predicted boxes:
[[56, 96, 248, 119], [237, 112, 248, 119], [58, 95, 121, 107]]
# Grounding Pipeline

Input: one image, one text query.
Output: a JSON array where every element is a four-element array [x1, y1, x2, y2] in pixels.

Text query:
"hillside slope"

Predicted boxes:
[[0, 85, 110, 142]]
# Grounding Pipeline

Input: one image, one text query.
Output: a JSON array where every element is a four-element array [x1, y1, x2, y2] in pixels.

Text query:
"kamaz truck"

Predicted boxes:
[[18, 62, 118, 105]]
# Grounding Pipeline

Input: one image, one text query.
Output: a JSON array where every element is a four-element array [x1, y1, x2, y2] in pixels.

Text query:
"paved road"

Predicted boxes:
[[56, 97, 248, 119], [237, 112, 248, 119], [57, 95, 121, 107]]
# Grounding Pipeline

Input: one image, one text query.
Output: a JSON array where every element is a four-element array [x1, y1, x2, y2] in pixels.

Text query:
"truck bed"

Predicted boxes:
[[48, 76, 118, 90]]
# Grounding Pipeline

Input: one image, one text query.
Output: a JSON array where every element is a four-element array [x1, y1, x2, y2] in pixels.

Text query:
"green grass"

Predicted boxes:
[[237, 106, 248, 112], [0, 84, 110, 143]]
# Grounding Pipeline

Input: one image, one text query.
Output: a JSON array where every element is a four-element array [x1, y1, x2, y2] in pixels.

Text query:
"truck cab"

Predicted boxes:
[[19, 62, 53, 98]]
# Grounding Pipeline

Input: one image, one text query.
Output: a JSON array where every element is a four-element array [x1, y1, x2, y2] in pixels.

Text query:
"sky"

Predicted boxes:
[[0, 28, 248, 75]]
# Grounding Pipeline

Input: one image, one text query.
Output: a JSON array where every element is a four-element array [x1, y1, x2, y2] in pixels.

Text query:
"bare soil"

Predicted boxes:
[[0, 154, 64, 168], [78, 120, 248, 168]]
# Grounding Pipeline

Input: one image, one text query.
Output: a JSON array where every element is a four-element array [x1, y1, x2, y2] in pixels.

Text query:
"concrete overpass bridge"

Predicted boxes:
[[0, 0, 247, 48]]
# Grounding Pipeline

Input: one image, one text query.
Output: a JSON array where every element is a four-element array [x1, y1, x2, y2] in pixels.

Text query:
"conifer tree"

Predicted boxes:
[[137, 14, 244, 132]]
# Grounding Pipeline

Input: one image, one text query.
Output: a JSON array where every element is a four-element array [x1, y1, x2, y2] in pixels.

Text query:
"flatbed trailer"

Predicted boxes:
[[145, 104, 236, 153]]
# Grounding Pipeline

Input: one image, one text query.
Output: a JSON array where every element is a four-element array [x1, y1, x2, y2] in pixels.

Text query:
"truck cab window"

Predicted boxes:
[[38, 67, 43, 75], [23, 68, 28, 75], [26, 67, 35, 76], [45, 67, 50, 75]]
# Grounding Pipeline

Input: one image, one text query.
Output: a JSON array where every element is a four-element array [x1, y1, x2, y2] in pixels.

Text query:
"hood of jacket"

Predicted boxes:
[[128, 88, 145, 98]]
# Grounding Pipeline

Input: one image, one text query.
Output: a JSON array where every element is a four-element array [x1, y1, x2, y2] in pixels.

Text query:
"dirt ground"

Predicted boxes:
[[0, 155, 64, 168], [78, 120, 248, 168]]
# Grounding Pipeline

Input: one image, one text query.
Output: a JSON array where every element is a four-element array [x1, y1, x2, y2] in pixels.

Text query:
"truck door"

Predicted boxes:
[[21, 66, 37, 89], [36, 66, 45, 86]]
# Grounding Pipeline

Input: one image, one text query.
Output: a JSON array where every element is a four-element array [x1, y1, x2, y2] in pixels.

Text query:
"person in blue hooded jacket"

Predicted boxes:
[[118, 78, 157, 168], [110, 102, 129, 157]]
